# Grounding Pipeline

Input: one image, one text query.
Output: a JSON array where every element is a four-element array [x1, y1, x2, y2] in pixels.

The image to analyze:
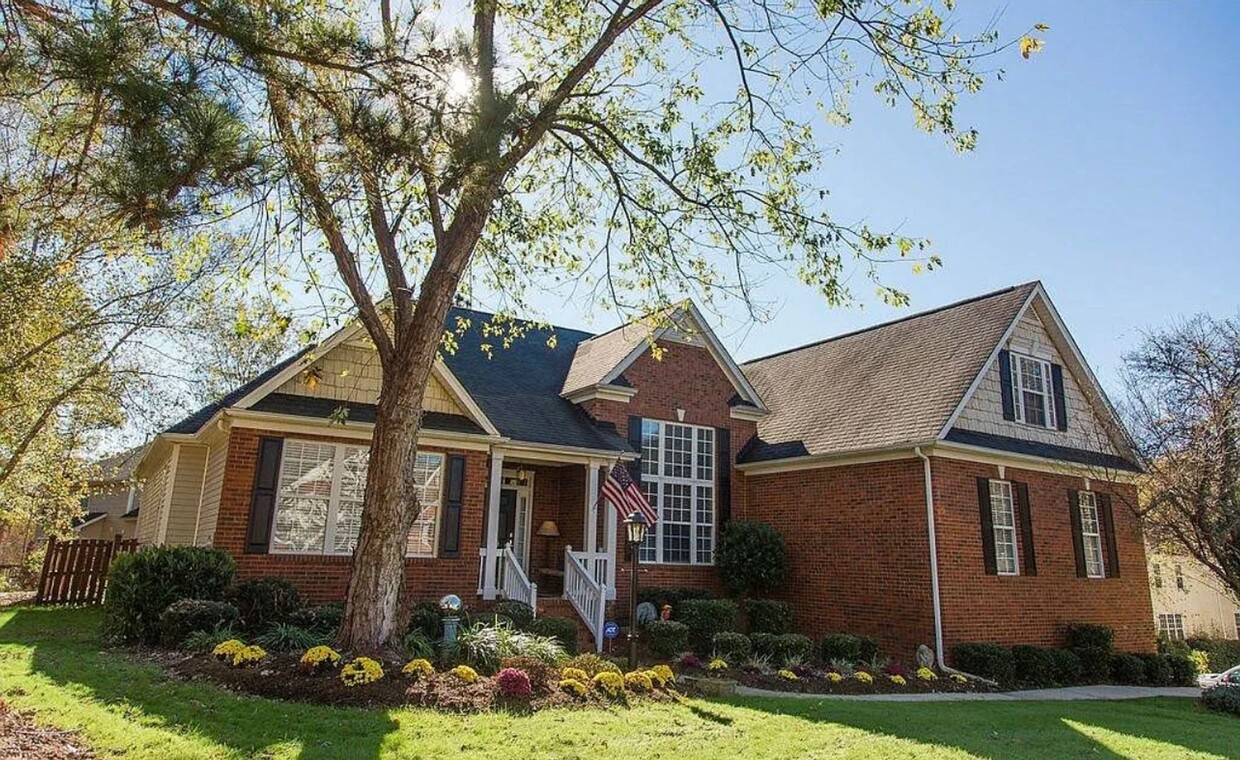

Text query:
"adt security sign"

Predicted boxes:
[[602, 621, 620, 640]]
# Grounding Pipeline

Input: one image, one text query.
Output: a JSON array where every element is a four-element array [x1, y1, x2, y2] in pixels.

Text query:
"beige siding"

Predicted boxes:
[[955, 308, 1118, 455], [77, 486, 137, 540], [136, 454, 169, 545], [274, 342, 463, 414], [196, 438, 229, 546], [164, 445, 208, 546], [1150, 551, 1240, 638]]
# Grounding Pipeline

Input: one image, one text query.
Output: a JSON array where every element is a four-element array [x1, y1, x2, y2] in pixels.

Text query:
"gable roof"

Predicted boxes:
[[739, 283, 1039, 462], [92, 444, 149, 483], [165, 347, 313, 434]]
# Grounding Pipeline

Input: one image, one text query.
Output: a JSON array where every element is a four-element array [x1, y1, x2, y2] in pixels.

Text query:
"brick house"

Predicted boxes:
[[132, 282, 1155, 660]]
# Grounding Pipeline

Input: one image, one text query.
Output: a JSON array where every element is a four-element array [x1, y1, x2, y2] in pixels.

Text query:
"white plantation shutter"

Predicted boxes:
[[406, 453, 445, 557], [331, 447, 369, 553], [272, 441, 334, 553]]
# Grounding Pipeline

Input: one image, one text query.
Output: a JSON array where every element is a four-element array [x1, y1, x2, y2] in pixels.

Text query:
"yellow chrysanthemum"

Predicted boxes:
[[299, 645, 341, 671], [212, 639, 245, 662], [561, 667, 589, 682], [402, 658, 434, 679], [889, 675, 907, 686], [559, 678, 588, 697], [778, 669, 798, 681], [855, 671, 874, 683], [449, 664, 479, 684], [916, 667, 938, 681], [650, 664, 675, 685], [232, 645, 267, 668], [592, 670, 625, 697], [340, 657, 385, 687], [707, 658, 728, 672], [624, 670, 653, 691], [826, 672, 844, 683]]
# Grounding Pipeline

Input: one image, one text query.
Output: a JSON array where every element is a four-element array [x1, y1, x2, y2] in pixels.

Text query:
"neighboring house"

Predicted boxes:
[[74, 445, 145, 541], [132, 282, 1155, 659], [1149, 550, 1240, 641]]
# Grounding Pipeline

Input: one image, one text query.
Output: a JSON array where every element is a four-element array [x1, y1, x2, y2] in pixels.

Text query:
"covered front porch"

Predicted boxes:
[[476, 446, 626, 649]]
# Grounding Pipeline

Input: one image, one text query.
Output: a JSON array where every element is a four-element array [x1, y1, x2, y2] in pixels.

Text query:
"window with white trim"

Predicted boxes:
[[1157, 613, 1185, 641], [1078, 491, 1105, 579], [639, 420, 715, 564], [989, 480, 1020, 575], [1009, 352, 1056, 429], [271, 440, 444, 557], [1174, 564, 1185, 591], [1152, 563, 1163, 589]]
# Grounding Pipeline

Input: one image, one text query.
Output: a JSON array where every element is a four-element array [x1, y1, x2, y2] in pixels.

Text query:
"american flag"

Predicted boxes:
[[600, 462, 657, 525]]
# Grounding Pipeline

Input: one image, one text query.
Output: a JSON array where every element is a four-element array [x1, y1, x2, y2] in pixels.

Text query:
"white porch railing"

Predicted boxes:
[[570, 549, 610, 592], [564, 546, 607, 652], [499, 542, 537, 611]]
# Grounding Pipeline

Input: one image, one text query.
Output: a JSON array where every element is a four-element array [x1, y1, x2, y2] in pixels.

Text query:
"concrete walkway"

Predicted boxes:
[[734, 684, 1203, 702]]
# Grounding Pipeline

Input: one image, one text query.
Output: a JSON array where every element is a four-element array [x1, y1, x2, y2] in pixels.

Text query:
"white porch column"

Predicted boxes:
[[603, 465, 618, 597], [482, 451, 504, 599], [584, 463, 600, 553]]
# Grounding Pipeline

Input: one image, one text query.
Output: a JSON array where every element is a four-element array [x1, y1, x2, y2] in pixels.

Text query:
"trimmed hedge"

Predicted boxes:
[[101, 547, 236, 645], [230, 577, 302, 632], [751, 632, 813, 666], [158, 599, 240, 648], [1063, 622, 1114, 652], [1186, 637, 1240, 673], [1109, 653, 1147, 685], [645, 619, 690, 659], [745, 599, 793, 635], [950, 643, 1015, 684], [287, 604, 344, 635], [1166, 653, 1197, 686], [1047, 648, 1083, 686], [1138, 653, 1174, 687], [1075, 646, 1112, 684], [712, 631, 752, 661], [1012, 645, 1056, 687], [1202, 684, 1240, 717], [636, 587, 717, 611], [492, 600, 535, 631], [677, 599, 739, 654], [530, 616, 578, 654], [714, 522, 788, 597], [820, 633, 880, 664]]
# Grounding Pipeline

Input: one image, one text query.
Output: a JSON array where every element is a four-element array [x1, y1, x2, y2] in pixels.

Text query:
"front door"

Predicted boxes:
[[498, 487, 531, 571]]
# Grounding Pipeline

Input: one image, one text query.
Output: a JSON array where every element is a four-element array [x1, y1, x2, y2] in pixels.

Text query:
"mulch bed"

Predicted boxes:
[[0, 591, 35, 608], [0, 700, 94, 759], [731, 670, 998, 695]]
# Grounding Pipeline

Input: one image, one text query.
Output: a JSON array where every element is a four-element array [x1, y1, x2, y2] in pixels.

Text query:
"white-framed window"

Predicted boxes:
[[989, 480, 1020, 575], [1174, 564, 1186, 591], [1157, 613, 1185, 641], [639, 420, 715, 564], [1078, 491, 1105, 579], [271, 439, 444, 557], [1009, 352, 1057, 429], [1152, 563, 1163, 589]]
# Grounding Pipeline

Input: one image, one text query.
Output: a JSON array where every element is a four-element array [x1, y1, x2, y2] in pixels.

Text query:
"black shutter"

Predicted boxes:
[[998, 349, 1016, 421], [439, 454, 466, 558], [1051, 364, 1068, 431], [245, 437, 284, 553], [1068, 489, 1087, 578], [625, 416, 644, 561], [717, 427, 731, 526], [976, 478, 997, 575], [1014, 482, 1037, 576], [1098, 492, 1120, 577]]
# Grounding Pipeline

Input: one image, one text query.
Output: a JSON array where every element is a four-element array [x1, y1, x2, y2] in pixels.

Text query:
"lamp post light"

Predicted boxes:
[[623, 510, 648, 670]]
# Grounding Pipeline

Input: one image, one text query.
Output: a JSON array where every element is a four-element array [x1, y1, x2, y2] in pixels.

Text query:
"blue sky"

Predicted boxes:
[[517, 1, 1240, 397]]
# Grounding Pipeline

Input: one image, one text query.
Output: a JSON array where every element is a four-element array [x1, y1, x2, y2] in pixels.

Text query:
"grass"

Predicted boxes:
[[0, 606, 1236, 760]]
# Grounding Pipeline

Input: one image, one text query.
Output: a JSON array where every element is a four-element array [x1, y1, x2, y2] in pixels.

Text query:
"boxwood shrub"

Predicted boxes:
[[1138, 653, 1174, 686], [1047, 648, 1083, 685], [1063, 622, 1114, 652], [950, 643, 1015, 684], [745, 599, 793, 635], [1166, 653, 1197, 686], [102, 547, 236, 645], [751, 632, 813, 665], [645, 619, 690, 659], [713, 522, 787, 597], [530, 616, 578, 654], [1109, 652, 1147, 685], [820, 633, 880, 664], [1075, 646, 1113, 684], [288, 603, 344, 635], [1202, 684, 1240, 717], [492, 600, 535, 631], [158, 599, 240, 648], [712, 631, 752, 661], [677, 599, 739, 654], [230, 577, 302, 632], [1012, 645, 1056, 687]]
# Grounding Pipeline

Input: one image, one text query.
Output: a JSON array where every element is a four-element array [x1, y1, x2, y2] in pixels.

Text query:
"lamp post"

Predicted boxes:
[[623, 510, 648, 670]]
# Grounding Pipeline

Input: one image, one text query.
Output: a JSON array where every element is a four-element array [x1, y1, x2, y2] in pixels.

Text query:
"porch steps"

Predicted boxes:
[[536, 597, 619, 655]]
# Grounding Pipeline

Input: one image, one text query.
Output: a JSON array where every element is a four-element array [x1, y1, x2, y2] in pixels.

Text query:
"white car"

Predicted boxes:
[[1197, 664, 1240, 689]]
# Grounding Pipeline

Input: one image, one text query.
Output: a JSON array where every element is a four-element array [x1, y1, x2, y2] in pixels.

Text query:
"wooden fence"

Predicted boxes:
[[36, 535, 138, 605]]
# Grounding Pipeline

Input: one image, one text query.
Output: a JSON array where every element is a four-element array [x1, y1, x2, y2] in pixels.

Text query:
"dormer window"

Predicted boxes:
[[1009, 352, 1056, 429]]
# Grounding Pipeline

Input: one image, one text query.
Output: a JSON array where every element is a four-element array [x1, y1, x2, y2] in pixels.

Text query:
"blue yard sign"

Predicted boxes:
[[602, 621, 620, 640]]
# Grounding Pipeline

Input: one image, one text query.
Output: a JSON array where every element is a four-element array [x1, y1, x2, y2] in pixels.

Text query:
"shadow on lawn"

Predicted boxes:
[[0, 607, 398, 760], [719, 694, 1237, 760]]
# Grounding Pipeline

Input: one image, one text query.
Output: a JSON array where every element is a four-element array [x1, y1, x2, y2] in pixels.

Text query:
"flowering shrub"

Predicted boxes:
[[889, 675, 907, 686], [777, 669, 798, 681], [559, 678, 588, 697], [561, 667, 589, 682], [299, 645, 341, 672], [212, 639, 245, 663], [449, 665, 479, 684], [951, 673, 968, 684], [855, 671, 874, 684], [916, 667, 938, 681], [645, 669, 668, 688], [340, 657, 384, 687], [593, 670, 625, 698], [650, 664, 675, 685], [496, 668, 533, 698], [826, 672, 844, 683], [232, 645, 267, 668], [677, 653, 705, 670], [791, 663, 815, 679], [707, 657, 728, 672], [624, 671, 653, 692], [402, 658, 434, 680], [884, 662, 910, 678]]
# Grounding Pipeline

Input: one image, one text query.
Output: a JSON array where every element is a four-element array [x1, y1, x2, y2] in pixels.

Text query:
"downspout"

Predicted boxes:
[[915, 446, 994, 685]]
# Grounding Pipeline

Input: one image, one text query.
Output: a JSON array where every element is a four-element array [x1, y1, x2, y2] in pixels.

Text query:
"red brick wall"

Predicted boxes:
[[214, 426, 488, 605], [931, 457, 1155, 654], [743, 458, 937, 658], [582, 343, 755, 608]]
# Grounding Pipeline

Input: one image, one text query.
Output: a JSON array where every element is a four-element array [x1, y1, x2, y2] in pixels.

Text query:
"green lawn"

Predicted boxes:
[[0, 607, 1234, 760]]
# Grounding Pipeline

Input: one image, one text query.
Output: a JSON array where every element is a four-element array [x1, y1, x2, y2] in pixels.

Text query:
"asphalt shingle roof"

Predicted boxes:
[[739, 283, 1038, 463], [249, 393, 486, 436]]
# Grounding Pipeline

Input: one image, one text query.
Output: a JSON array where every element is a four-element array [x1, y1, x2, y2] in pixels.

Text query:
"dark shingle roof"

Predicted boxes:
[[165, 347, 313, 434], [944, 428, 1141, 472], [249, 393, 486, 436], [739, 284, 1038, 463]]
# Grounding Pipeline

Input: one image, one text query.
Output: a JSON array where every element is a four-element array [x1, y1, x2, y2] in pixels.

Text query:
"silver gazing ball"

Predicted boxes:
[[439, 594, 462, 613]]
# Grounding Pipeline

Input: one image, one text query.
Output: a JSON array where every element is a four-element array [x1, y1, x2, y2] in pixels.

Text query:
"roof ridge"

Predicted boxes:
[[742, 281, 1040, 366], [450, 305, 597, 341], [572, 301, 684, 345]]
